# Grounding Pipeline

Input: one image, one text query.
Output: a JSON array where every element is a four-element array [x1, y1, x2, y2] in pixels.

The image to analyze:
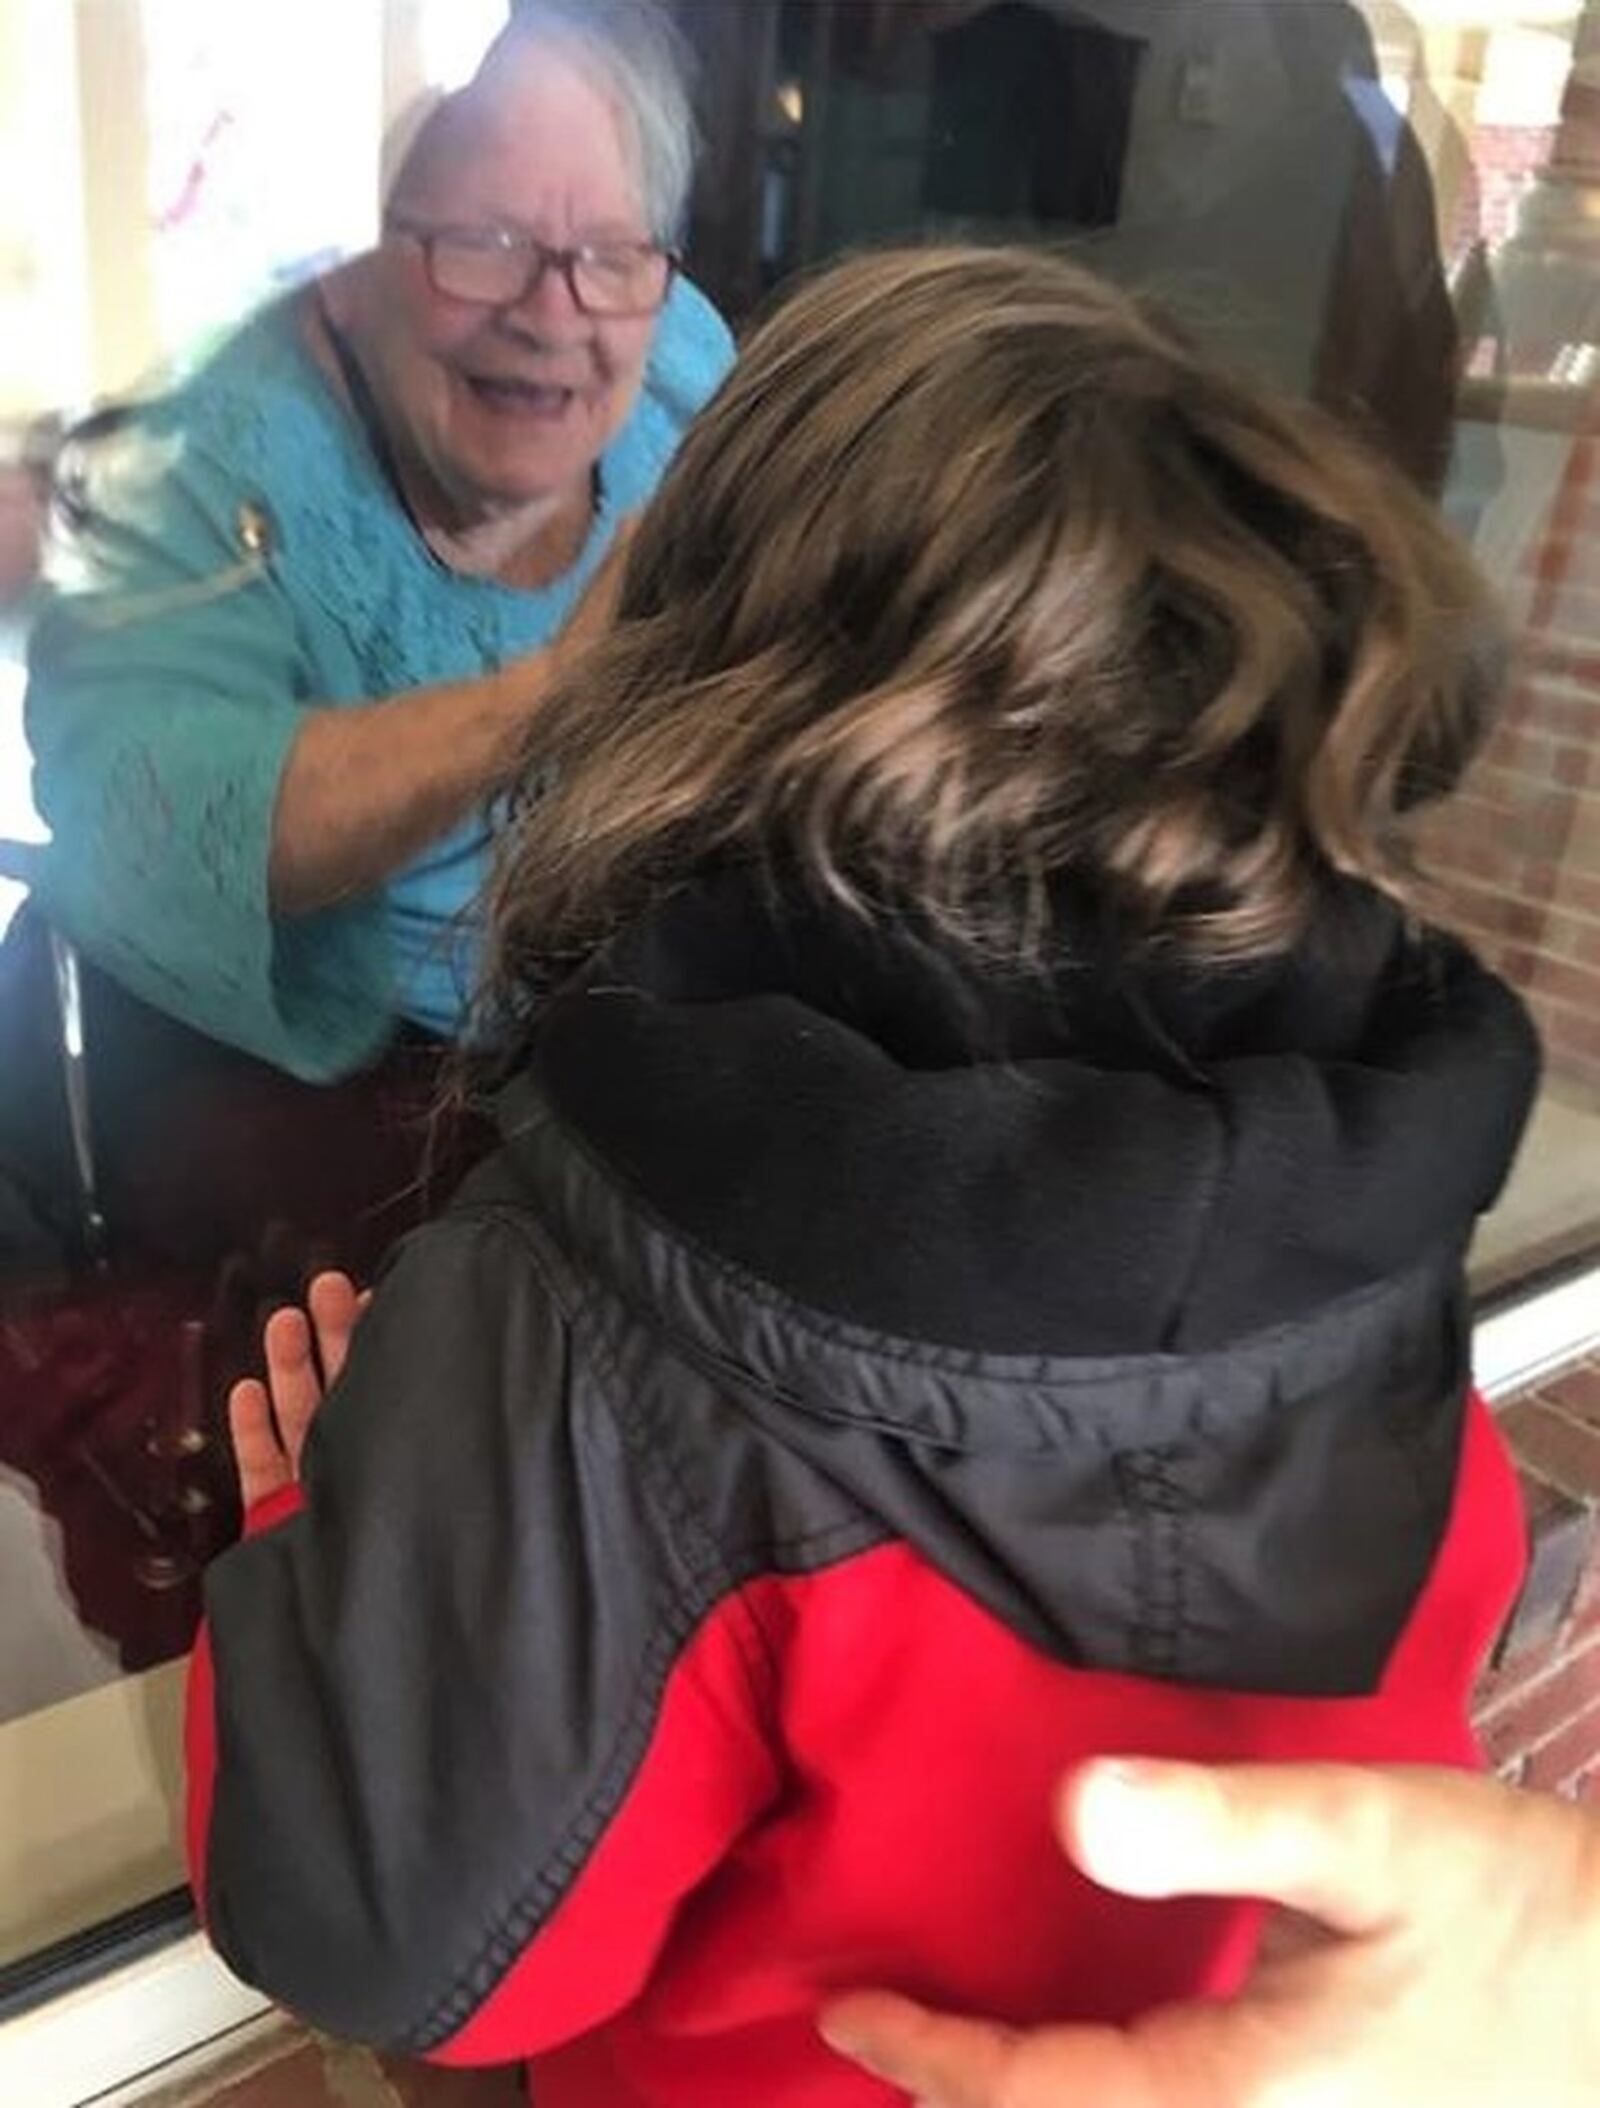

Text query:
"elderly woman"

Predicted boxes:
[[22, 0, 731, 1083]]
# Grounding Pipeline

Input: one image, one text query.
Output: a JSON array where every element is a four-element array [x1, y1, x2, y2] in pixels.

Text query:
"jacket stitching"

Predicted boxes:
[[1113, 1446, 1190, 1679], [379, 1208, 738, 2049], [407, 1583, 710, 2047]]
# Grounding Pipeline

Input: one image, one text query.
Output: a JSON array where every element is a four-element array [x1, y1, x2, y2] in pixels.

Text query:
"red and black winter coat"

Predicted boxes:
[[186, 873, 1539, 2107]]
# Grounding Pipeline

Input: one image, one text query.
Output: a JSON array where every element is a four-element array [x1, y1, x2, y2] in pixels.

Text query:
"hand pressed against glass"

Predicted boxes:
[[228, 1272, 369, 1508]]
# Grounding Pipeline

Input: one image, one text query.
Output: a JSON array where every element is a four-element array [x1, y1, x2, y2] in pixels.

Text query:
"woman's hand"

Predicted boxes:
[[228, 1271, 369, 1508], [269, 520, 637, 917], [821, 1757, 1600, 2108], [548, 515, 638, 679]]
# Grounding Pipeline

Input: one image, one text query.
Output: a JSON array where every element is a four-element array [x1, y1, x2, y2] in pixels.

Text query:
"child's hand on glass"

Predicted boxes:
[[228, 1271, 369, 1508]]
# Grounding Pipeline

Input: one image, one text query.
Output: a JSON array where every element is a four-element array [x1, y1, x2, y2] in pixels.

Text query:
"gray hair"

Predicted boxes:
[[484, 0, 699, 245]]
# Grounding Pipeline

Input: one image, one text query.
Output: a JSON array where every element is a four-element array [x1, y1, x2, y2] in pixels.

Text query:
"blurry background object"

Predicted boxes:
[[0, 0, 522, 1989], [664, 0, 1600, 1289]]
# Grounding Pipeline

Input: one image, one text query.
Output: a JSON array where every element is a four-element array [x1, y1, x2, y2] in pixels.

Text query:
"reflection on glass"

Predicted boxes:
[[0, 0, 514, 1976], [0, 0, 1596, 2000], [142, 0, 385, 365], [695, 0, 1599, 1284]]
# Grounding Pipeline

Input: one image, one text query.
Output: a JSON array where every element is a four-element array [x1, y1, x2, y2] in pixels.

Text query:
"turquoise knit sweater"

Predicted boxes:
[[23, 279, 733, 1081]]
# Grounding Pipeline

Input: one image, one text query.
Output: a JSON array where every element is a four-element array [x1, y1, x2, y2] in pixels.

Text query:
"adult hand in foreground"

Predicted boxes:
[[822, 1756, 1600, 2107]]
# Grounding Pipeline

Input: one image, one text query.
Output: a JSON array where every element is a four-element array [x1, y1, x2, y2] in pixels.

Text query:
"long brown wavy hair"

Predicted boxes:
[[482, 245, 1501, 1025]]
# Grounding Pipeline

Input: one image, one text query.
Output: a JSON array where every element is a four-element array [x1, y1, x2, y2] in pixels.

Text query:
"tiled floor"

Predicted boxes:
[[150, 2033, 526, 2108]]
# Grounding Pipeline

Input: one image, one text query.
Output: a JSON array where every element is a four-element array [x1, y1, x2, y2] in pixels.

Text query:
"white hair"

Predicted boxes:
[[485, 0, 699, 245]]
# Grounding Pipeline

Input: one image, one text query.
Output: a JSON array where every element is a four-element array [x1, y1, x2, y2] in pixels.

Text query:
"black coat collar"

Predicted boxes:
[[509, 871, 1538, 1362]]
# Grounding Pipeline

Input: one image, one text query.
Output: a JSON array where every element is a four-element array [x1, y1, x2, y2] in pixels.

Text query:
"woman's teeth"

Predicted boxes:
[[466, 375, 575, 417]]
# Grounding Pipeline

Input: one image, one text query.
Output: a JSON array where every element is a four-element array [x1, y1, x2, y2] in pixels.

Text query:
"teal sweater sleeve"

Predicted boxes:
[[25, 410, 396, 1081], [23, 280, 734, 1082]]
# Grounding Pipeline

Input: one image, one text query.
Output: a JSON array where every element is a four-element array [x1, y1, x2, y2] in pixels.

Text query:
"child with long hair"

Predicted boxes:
[[187, 247, 1537, 2107]]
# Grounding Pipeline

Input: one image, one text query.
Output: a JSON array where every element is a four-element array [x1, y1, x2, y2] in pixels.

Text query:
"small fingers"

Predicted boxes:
[[307, 1270, 364, 1389], [262, 1304, 320, 1478], [1057, 1758, 1472, 1937], [228, 1375, 292, 1509]]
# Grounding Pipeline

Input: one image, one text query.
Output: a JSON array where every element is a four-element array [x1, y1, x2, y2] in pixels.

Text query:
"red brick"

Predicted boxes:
[[1523, 1697, 1600, 1793], [1533, 1032, 1595, 1086], [1574, 1550, 1600, 1634], [1522, 632, 1600, 676], [1497, 681, 1538, 731], [1546, 890, 1600, 938], [1524, 538, 1600, 595], [1502, 1398, 1600, 1502], [1540, 912, 1600, 973], [1548, 869, 1600, 922], [1440, 790, 1581, 865], [1527, 990, 1600, 1067], [1513, 685, 1600, 748], [1555, 741, 1594, 789], [1539, 589, 1600, 638], [1479, 725, 1540, 775], [1424, 836, 1519, 892], [1476, 1634, 1600, 1770], [1454, 885, 1548, 943], [1467, 765, 1580, 823], [1474, 1614, 1571, 1716]]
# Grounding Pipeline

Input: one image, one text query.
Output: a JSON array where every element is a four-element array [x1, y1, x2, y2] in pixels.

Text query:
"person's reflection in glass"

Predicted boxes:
[[0, 3, 730, 1679], [916, 1, 1142, 235], [1097, 0, 1476, 502], [20, 0, 730, 1084], [1296, 2, 1476, 500], [806, 2, 1485, 506]]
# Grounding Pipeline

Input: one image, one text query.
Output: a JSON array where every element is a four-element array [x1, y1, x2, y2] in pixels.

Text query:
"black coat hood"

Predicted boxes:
[[484, 870, 1538, 1692], [513, 871, 1536, 1357]]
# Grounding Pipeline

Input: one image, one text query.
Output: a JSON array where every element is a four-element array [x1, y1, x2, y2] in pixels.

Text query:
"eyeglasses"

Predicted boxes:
[[388, 219, 678, 318]]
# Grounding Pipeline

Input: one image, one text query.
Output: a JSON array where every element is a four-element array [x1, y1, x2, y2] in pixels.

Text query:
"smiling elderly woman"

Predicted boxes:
[[21, 0, 732, 1080]]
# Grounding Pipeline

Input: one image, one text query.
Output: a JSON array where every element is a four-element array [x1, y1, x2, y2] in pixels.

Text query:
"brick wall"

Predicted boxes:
[[1452, 124, 1558, 256], [1474, 1354, 1600, 1800], [1416, 441, 1600, 1103]]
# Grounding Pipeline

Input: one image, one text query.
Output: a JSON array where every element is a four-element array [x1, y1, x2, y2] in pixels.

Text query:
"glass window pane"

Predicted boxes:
[[677, 0, 1600, 1286], [0, 0, 488, 1985], [2, 0, 1597, 2035]]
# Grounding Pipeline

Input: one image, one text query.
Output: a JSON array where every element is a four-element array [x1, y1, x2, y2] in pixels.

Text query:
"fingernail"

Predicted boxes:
[[818, 2016, 892, 2081], [1073, 1758, 1195, 1896], [1075, 1757, 1163, 1823], [818, 2016, 866, 2061]]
